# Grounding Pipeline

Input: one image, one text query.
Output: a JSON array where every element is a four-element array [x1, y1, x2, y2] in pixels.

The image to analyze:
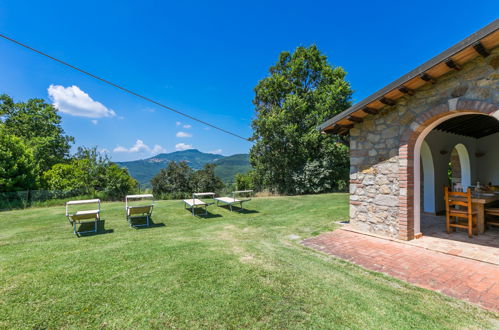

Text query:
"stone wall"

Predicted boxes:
[[348, 47, 499, 239]]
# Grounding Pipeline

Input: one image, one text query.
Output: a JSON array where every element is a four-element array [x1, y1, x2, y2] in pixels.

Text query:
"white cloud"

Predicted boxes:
[[99, 148, 109, 154], [113, 140, 150, 153], [176, 121, 182, 126], [151, 144, 167, 155], [113, 140, 167, 155], [130, 140, 151, 153], [183, 124, 192, 129], [176, 131, 192, 138], [208, 149, 222, 154], [175, 143, 193, 151], [113, 146, 129, 153], [91, 119, 98, 125], [48, 85, 116, 118]]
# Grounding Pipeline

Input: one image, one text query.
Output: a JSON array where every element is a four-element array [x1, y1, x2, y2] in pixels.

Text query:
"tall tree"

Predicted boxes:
[[0, 94, 74, 174], [250, 45, 352, 194], [192, 163, 224, 193], [151, 161, 193, 198], [0, 127, 38, 192]]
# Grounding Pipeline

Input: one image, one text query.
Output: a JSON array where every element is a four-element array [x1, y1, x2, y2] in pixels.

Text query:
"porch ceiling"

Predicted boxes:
[[434, 114, 499, 138]]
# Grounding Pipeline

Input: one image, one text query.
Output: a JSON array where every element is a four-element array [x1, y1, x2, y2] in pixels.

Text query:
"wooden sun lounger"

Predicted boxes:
[[183, 192, 215, 215], [66, 199, 101, 236], [215, 190, 253, 212], [125, 194, 154, 227]]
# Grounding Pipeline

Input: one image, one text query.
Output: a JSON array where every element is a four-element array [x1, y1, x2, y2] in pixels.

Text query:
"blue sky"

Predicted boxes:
[[0, 1, 497, 161]]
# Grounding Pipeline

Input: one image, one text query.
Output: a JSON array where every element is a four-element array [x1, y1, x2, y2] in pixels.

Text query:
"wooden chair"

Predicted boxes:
[[485, 207, 499, 228], [444, 187, 477, 238]]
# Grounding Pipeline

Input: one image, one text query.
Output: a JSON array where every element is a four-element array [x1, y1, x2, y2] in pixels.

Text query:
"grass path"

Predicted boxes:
[[0, 194, 497, 328]]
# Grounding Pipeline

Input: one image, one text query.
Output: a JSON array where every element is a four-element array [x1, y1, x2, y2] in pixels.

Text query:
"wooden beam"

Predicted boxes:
[[348, 115, 363, 123], [338, 124, 354, 129], [338, 128, 350, 135], [420, 73, 436, 84], [473, 41, 490, 57], [445, 59, 461, 71], [379, 97, 396, 106], [323, 125, 342, 135], [398, 86, 415, 96], [362, 107, 379, 115]]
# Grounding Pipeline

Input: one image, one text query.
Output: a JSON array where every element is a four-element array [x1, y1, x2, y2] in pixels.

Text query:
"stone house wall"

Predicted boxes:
[[348, 47, 499, 239]]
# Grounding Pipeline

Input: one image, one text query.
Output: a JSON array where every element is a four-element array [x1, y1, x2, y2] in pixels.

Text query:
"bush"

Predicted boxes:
[[234, 171, 257, 191], [43, 147, 138, 200], [151, 161, 225, 199], [0, 129, 38, 192]]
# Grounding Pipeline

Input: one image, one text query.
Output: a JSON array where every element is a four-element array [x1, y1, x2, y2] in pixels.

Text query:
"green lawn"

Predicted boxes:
[[0, 194, 497, 328]]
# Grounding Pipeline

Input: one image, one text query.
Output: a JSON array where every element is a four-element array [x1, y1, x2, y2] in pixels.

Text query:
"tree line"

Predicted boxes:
[[1, 44, 351, 201], [0, 94, 137, 200]]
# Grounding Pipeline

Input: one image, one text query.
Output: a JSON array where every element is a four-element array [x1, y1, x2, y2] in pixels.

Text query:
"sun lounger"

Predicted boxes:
[[66, 199, 101, 236], [215, 190, 253, 212], [183, 192, 215, 215], [125, 194, 154, 227]]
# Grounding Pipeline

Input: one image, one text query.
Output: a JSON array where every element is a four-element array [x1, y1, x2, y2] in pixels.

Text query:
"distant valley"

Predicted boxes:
[[115, 149, 251, 186]]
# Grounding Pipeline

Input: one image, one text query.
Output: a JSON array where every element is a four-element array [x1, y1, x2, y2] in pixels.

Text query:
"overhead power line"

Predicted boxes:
[[0, 33, 250, 141]]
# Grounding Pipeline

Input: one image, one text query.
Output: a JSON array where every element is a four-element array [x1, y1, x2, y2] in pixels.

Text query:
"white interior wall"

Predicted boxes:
[[477, 132, 499, 185], [423, 130, 478, 213]]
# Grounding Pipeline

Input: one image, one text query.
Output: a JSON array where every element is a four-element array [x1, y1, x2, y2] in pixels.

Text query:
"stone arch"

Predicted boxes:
[[398, 99, 499, 240]]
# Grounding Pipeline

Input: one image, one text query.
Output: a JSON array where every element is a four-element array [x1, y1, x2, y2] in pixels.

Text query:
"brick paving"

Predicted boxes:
[[302, 229, 499, 312]]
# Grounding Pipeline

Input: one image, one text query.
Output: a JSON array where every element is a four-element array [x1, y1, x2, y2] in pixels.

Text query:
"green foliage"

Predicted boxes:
[[151, 161, 193, 199], [44, 147, 137, 199], [151, 161, 225, 199], [103, 164, 139, 200], [250, 45, 352, 194], [0, 127, 38, 192], [0, 94, 74, 175], [235, 170, 256, 191], [192, 163, 224, 193], [42, 160, 88, 193]]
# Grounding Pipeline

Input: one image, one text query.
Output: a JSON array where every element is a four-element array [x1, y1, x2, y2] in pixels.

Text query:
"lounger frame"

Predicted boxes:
[[183, 192, 215, 216], [125, 194, 154, 227], [66, 199, 101, 236], [215, 190, 253, 212]]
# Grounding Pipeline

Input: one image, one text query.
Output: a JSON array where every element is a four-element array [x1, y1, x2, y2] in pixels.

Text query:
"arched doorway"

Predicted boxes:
[[399, 99, 499, 239], [449, 144, 471, 190]]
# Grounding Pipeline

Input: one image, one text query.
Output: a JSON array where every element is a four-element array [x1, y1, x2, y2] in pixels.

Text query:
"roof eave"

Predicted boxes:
[[319, 19, 499, 134]]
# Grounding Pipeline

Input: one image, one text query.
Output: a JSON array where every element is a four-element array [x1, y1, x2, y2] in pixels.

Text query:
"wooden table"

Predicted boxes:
[[455, 194, 499, 234]]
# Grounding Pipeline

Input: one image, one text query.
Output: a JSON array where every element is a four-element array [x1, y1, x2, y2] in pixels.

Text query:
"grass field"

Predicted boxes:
[[0, 194, 497, 328]]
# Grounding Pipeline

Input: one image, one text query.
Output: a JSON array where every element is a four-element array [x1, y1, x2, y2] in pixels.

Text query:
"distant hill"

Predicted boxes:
[[213, 154, 252, 183], [115, 149, 251, 186]]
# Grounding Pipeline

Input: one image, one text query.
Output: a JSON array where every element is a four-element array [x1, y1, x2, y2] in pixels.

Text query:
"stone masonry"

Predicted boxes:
[[348, 47, 499, 240]]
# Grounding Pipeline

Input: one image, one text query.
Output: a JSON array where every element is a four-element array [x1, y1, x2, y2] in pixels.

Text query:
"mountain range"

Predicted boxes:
[[115, 149, 251, 186]]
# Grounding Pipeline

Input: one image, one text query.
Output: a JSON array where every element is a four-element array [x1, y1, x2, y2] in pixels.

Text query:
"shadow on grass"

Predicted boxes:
[[129, 216, 165, 229], [216, 204, 259, 214], [185, 208, 223, 219], [76, 220, 114, 237]]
